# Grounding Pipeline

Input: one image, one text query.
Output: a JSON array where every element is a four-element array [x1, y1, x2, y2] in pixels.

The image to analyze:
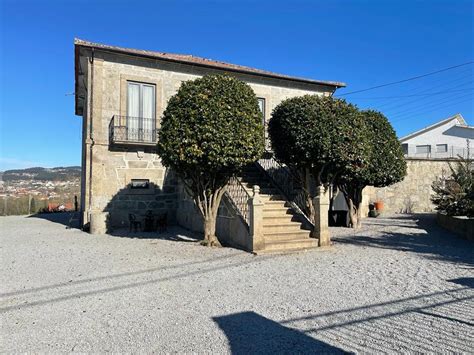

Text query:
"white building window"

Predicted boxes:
[[416, 145, 431, 154], [436, 144, 448, 153]]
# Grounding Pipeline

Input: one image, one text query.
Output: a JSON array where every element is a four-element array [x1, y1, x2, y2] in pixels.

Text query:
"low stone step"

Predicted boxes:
[[260, 195, 283, 201], [263, 229, 311, 238], [263, 199, 288, 205], [263, 223, 307, 234], [262, 238, 317, 253], [263, 216, 301, 225], [263, 208, 296, 216]]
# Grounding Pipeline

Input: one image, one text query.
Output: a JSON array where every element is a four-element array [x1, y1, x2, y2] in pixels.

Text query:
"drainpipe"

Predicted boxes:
[[88, 48, 95, 221]]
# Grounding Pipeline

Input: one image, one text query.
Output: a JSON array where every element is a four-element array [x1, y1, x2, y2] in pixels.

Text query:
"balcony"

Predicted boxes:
[[109, 115, 158, 146]]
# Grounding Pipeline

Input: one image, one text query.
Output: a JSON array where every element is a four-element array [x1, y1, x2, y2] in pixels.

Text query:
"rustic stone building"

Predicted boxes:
[[74, 39, 345, 251]]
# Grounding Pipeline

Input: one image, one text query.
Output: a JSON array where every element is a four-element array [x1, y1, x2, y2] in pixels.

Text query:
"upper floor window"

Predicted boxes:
[[436, 144, 448, 153], [401, 143, 408, 155], [416, 145, 431, 154], [257, 98, 269, 148], [127, 82, 156, 141], [128, 81, 155, 119], [257, 98, 266, 120]]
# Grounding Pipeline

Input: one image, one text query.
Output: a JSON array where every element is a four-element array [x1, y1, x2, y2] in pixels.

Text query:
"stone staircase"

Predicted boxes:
[[240, 164, 317, 253]]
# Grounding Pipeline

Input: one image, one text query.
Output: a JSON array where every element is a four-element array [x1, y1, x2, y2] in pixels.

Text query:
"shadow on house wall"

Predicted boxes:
[[213, 311, 344, 354], [103, 169, 178, 233]]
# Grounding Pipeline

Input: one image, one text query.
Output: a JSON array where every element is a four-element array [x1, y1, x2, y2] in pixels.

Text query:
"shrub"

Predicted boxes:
[[157, 75, 264, 245], [431, 157, 474, 217]]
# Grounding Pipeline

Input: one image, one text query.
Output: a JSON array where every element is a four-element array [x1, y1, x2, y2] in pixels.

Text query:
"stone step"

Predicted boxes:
[[261, 238, 317, 253], [262, 223, 308, 234], [263, 214, 303, 223], [263, 199, 289, 206], [263, 229, 311, 238], [260, 194, 285, 201]]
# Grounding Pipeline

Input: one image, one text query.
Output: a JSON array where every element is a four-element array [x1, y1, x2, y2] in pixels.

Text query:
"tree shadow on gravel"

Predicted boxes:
[[332, 214, 474, 267], [108, 226, 202, 243], [213, 311, 345, 354]]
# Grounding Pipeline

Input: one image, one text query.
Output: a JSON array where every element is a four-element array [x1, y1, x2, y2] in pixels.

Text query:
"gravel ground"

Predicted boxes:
[[0, 213, 473, 353]]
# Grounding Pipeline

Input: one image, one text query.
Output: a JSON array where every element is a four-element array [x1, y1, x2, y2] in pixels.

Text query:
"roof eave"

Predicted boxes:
[[74, 39, 346, 90]]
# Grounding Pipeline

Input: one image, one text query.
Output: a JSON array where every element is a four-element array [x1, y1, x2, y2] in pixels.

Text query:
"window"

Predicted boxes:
[[130, 179, 150, 189], [416, 145, 431, 154], [257, 98, 267, 146], [436, 144, 448, 153], [127, 82, 156, 142], [401, 143, 408, 155]]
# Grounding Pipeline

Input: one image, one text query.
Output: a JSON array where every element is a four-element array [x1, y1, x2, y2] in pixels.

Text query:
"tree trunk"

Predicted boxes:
[[347, 198, 358, 229], [195, 186, 226, 247], [346, 187, 364, 229], [355, 198, 363, 228], [203, 214, 219, 246], [302, 168, 318, 238]]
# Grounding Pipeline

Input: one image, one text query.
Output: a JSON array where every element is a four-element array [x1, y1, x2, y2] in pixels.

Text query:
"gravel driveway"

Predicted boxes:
[[1, 213, 473, 353]]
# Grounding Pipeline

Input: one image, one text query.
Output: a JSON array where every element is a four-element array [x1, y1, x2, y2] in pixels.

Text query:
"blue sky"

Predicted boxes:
[[0, 0, 472, 170]]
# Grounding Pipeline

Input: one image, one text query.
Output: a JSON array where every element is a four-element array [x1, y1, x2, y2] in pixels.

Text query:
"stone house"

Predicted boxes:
[[74, 39, 345, 252]]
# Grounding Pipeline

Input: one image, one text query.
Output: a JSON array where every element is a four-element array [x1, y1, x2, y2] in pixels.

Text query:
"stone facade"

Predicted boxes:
[[366, 158, 455, 214], [75, 41, 340, 232]]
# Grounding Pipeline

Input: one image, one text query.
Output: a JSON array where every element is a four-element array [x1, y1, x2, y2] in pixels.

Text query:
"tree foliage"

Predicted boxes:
[[269, 95, 369, 184], [431, 157, 473, 217], [337, 110, 406, 227], [269, 95, 369, 239], [157, 74, 264, 245]]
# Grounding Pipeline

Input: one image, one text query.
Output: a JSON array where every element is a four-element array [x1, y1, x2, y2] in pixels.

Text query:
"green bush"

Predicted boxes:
[[157, 74, 264, 245], [431, 157, 474, 217]]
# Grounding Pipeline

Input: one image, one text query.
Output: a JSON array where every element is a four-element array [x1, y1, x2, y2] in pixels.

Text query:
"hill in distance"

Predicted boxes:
[[1, 166, 81, 182]]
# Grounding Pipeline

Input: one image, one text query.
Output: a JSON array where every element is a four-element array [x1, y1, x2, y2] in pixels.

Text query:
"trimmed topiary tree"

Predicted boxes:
[[269, 95, 369, 241], [337, 110, 407, 228], [157, 75, 264, 246]]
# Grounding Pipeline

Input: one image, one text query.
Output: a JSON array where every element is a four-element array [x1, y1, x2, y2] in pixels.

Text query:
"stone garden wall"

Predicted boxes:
[[366, 158, 454, 214]]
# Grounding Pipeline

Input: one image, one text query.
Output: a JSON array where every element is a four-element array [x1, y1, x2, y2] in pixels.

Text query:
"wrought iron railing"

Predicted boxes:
[[109, 115, 158, 145], [225, 176, 252, 228], [256, 151, 313, 226]]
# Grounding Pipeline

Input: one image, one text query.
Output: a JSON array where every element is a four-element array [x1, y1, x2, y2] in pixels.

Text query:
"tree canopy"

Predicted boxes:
[[157, 74, 264, 245], [268, 95, 369, 185], [269, 95, 370, 241], [337, 110, 407, 227]]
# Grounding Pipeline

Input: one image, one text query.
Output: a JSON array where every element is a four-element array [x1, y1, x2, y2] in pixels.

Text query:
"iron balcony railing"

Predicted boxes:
[[109, 115, 158, 145]]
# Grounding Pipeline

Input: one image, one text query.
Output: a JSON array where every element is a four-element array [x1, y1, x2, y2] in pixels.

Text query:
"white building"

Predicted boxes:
[[400, 114, 473, 159]]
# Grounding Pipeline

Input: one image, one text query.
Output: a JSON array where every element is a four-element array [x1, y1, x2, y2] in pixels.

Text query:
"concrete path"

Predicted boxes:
[[0, 213, 472, 353]]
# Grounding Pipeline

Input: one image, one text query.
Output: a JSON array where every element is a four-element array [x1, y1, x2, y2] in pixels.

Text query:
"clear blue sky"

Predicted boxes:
[[0, 0, 472, 170]]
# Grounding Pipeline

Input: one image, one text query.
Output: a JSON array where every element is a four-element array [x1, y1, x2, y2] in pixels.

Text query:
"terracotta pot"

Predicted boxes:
[[374, 201, 384, 211]]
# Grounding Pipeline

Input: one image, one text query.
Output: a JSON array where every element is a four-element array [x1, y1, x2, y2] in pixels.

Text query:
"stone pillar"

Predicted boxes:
[[90, 211, 109, 234], [313, 185, 330, 247], [248, 185, 265, 251]]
